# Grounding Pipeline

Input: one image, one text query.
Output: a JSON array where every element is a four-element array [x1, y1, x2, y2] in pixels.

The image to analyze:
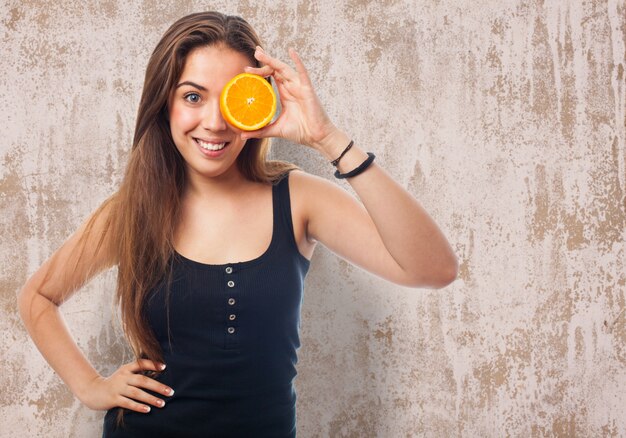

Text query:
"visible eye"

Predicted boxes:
[[184, 92, 201, 104]]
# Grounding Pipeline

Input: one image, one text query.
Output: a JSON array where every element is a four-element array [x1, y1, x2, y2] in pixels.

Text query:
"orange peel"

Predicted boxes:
[[219, 73, 277, 131]]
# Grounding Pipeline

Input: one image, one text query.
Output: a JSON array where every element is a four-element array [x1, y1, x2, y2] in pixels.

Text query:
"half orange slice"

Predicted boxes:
[[220, 73, 277, 131]]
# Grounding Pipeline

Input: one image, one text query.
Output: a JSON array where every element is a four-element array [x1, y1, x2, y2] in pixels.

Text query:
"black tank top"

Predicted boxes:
[[103, 172, 310, 437]]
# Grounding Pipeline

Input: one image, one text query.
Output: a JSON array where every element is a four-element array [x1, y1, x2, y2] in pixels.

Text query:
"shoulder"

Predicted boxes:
[[284, 169, 360, 243], [284, 169, 349, 214], [275, 170, 335, 253], [284, 169, 340, 197]]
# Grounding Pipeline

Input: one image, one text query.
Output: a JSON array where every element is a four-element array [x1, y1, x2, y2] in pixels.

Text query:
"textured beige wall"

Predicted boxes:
[[2, 0, 625, 437]]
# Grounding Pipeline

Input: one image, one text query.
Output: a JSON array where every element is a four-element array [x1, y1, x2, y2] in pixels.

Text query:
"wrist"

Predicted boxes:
[[312, 129, 351, 161], [74, 372, 103, 404]]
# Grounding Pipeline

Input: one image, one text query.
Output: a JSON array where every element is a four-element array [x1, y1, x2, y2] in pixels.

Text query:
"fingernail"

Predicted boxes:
[[167, 388, 175, 395], [160, 364, 166, 370], [157, 400, 165, 407], [144, 406, 151, 412]]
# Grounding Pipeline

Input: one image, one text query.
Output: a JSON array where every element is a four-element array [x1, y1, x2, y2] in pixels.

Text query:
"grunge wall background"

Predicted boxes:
[[1, 0, 625, 436]]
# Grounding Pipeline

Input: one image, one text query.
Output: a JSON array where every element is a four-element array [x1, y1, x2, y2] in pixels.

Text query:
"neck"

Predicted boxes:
[[183, 166, 252, 201]]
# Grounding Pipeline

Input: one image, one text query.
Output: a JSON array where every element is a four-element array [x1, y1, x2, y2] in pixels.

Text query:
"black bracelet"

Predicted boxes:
[[334, 152, 376, 179], [330, 140, 354, 167]]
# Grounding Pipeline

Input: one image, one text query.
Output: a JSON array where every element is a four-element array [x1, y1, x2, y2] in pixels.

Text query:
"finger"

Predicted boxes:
[[123, 385, 166, 409], [288, 48, 313, 87], [244, 65, 274, 78], [117, 395, 153, 414], [243, 120, 280, 140], [254, 46, 296, 82], [125, 359, 166, 373], [128, 373, 174, 397], [273, 71, 291, 85]]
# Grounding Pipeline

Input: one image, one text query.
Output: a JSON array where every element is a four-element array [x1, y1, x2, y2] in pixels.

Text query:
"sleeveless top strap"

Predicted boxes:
[[275, 171, 309, 266]]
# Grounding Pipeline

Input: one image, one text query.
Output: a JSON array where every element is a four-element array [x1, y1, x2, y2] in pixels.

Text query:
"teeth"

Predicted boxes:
[[197, 140, 227, 151]]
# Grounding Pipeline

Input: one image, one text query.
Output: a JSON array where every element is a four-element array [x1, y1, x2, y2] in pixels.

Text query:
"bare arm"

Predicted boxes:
[[245, 48, 458, 288], [290, 141, 458, 289], [17, 200, 173, 413], [331, 145, 458, 288]]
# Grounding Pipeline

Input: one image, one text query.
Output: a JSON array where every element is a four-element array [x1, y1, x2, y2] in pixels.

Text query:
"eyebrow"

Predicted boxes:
[[175, 81, 207, 91]]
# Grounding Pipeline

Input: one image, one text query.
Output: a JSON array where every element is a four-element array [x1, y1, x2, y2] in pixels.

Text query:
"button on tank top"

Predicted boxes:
[[103, 172, 310, 438]]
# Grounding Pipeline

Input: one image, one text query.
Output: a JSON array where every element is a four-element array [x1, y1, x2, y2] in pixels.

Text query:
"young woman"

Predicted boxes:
[[18, 11, 458, 438]]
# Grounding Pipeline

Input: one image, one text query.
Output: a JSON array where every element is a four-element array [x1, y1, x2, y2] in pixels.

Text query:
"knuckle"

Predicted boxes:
[[128, 374, 147, 389], [138, 375, 151, 387], [119, 396, 134, 410], [127, 386, 143, 399]]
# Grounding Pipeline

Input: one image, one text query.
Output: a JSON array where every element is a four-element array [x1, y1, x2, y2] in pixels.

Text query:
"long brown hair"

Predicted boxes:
[[96, 12, 297, 364]]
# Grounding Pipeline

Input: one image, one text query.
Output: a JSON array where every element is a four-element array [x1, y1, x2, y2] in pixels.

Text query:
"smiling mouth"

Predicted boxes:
[[195, 138, 229, 151]]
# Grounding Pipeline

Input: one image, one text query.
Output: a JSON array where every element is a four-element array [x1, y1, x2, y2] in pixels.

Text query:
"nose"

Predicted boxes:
[[201, 97, 228, 132]]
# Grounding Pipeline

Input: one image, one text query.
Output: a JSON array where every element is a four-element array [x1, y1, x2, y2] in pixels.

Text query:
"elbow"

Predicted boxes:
[[431, 261, 459, 289], [405, 255, 459, 289], [433, 255, 459, 289], [17, 280, 58, 327], [17, 285, 32, 325], [17, 283, 37, 323]]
